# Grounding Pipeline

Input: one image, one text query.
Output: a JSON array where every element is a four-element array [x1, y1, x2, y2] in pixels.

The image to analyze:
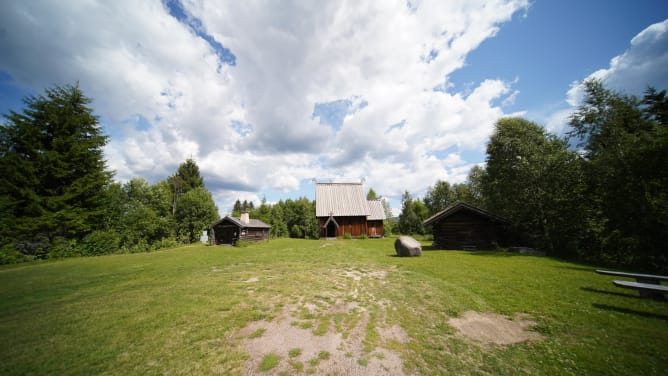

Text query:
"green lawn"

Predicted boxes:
[[1, 238, 667, 375]]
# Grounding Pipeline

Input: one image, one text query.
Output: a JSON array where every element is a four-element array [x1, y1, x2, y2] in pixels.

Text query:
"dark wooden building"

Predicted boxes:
[[316, 182, 386, 238], [423, 202, 510, 250], [210, 212, 270, 245]]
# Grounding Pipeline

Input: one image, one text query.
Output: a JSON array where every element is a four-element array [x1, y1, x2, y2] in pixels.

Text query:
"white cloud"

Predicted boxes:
[[568, 19, 668, 103], [552, 18, 668, 135], [0, 0, 530, 211]]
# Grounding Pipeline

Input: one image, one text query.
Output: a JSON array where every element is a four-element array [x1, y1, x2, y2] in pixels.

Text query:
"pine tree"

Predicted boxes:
[[176, 158, 204, 192], [0, 84, 112, 257], [168, 158, 204, 215]]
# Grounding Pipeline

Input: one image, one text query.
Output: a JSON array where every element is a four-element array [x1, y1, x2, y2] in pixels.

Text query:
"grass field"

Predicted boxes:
[[1, 238, 667, 375]]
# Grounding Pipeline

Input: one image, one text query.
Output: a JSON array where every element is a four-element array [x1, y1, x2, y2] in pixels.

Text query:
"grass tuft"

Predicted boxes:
[[249, 328, 266, 338], [259, 353, 280, 372]]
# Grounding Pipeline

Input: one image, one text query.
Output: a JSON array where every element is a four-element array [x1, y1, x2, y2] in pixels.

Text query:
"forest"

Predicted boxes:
[[1, 80, 666, 272]]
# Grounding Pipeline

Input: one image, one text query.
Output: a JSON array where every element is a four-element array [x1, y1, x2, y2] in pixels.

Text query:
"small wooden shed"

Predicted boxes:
[[210, 212, 270, 245], [423, 202, 510, 250]]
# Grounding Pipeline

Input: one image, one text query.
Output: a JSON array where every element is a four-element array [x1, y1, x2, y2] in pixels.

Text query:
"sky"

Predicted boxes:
[[1, 0, 667, 216]]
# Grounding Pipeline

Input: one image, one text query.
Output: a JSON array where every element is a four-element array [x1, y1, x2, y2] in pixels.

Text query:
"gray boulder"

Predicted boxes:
[[395, 236, 422, 257]]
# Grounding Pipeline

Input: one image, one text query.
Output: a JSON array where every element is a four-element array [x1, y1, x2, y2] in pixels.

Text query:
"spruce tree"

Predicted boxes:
[[0, 84, 112, 256]]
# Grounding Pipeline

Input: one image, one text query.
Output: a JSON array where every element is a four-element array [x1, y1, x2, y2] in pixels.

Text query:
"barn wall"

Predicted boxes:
[[239, 228, 270, 242], [212, 219, 270, 245], [367, 220, 384, 237], [432, 211, 507, 250], [212, 223, 239, 245], [319, 216, 368, 237]]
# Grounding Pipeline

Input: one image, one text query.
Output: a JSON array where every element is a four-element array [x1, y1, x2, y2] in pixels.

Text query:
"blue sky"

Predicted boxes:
[[1, 1, 667, 215]]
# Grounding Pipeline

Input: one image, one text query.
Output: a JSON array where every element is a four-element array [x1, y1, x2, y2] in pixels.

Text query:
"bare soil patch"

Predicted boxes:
[[237, 267, 409, 375], [449, 311, 543, 345]]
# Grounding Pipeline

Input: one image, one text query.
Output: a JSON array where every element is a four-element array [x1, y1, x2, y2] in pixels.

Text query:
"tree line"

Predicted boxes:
[[0, 84, 218, 262], [2, 80, 666, 271], [398, 80, 667, 272]]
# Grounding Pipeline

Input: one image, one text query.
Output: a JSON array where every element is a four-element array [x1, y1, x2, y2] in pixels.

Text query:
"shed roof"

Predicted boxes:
[[423, 202, 510, 226], [367, 199, 387, 221], [315, 182, 370, 217], [212, 216, 271, 229]]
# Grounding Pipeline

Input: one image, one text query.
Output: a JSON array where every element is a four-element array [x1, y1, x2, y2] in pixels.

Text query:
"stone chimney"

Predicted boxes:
[[240, 211, 250, 224]]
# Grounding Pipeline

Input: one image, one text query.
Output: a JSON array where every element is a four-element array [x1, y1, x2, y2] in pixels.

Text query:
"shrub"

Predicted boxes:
[[343, 232, 352, 240], [13, 234, 50, 259], [358, 234, 368, 240], [48, 237, 80, 259], [80, 231, 120, 256], [151, 238, 178, 251], [0, 243, 33, 264]]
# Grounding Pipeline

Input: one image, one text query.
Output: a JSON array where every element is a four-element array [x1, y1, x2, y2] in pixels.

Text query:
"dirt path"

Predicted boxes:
[[236, 267, 542, 374], [237, 266, 409, 375]]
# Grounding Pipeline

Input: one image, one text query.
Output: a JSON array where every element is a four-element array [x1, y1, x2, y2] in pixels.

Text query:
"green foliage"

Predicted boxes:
[[465, 165, 486, 208], [423, 180, 455, 215], [398, 191, 428, 234], [47, 237, 80, 259], [232, 199, 255, 217], [366, 188, 378, 200], [568, 80, 668, 270], [482, 117, 587, 257], [343, 232, 352, 240], [104, 179, 175, 252], [0, 244, 33, 264], [175, 187, 219, 243], [0, 83, 112, 257], [422, 180, 472, 216], [175, 158, 204, 192], [79, 230, 121, 256], [168, 158, 205, 216]]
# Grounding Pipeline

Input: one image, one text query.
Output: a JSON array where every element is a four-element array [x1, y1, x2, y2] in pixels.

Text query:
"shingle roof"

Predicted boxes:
[[315, 183, 370, 217], [212, 216, 271, 229], [367, 199, 387, 221], [423, 202, 510, 226]]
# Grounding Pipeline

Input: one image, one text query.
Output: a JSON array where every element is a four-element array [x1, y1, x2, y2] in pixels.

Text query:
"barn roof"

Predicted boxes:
[[423, 202, 510, 226], [211, 216, 271, 229], [367, 199, 387, 221], [316, 182, 370, 217]]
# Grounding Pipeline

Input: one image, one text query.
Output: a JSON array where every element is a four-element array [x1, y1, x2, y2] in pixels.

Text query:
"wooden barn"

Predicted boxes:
[[423, 202, 510, 250], [315, 182, 386, 238], [210, 212, 270, 245]]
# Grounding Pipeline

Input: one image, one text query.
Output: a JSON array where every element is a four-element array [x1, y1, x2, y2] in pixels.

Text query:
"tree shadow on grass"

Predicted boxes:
[[592, 303, 668, 321], [553, 265, 597, 272], [464, 250, 523, 257], [581, 286, 641, 299]]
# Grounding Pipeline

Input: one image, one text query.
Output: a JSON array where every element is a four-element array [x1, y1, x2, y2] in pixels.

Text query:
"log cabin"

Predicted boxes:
[[423, 202, 510, 250], [210, 212, 270, 245], [315, 182, 386, 238]]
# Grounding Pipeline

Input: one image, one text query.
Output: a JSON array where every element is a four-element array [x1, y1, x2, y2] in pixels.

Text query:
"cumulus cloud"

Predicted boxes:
[[0, 0, 531, 211], [566, 19, 668, 107], [541, 18, 668, 136]]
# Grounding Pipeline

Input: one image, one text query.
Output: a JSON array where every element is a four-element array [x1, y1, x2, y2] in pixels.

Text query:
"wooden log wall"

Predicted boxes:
[[432, 211, 505, 250]]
